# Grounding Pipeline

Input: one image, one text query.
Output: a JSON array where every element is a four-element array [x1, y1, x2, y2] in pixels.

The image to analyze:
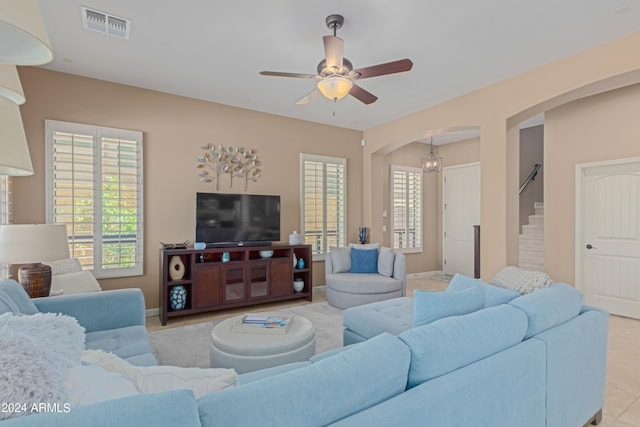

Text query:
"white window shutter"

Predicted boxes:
[[45, 120, 143, 278]]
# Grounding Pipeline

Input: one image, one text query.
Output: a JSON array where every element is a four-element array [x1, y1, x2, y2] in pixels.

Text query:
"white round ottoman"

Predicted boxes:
[[210, 313, 316, 374]]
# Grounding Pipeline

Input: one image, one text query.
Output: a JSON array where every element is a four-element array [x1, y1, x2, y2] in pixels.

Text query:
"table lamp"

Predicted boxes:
[[0, 224, 70, 297]]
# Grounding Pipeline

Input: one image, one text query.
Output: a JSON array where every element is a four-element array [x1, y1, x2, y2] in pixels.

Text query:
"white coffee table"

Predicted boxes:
[[210, 312, 316, 373]]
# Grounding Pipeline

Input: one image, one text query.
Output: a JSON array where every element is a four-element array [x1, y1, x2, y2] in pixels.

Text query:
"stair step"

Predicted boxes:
[[528, 214, 544, 226], [519, 235, 544, 250], [522, 224, 544, 236], [534, 202, 544, 209], [535, 208, 544, 216]]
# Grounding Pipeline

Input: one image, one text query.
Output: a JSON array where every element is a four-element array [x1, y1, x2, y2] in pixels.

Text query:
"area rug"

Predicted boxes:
[[150, 302, 344, 368]]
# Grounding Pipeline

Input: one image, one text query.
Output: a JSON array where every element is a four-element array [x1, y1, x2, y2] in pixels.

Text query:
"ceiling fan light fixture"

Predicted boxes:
[[317, 76, 353, 101]]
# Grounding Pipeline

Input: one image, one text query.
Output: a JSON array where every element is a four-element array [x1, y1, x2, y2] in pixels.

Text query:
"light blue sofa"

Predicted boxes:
[[1, 279, 606, 427], [0, 279, 157, 366]]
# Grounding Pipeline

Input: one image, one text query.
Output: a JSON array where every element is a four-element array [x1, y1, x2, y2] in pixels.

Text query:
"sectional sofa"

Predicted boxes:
[[0, 278, 607, 427]]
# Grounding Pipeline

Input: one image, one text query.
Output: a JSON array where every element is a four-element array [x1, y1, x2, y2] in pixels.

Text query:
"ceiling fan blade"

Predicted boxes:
[[296, 88, 321, 105], [352, 58, 413, 80], [323, 35, 344, 71], [259, 71, 318, 79], [349, 84, 378, 105]]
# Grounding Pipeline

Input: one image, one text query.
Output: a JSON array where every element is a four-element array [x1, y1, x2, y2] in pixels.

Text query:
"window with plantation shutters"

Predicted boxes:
[[301, 154, 346, 259], [391, 165, 422, 253], [45, 120, 143, 278], [0, 176, 9, 280]]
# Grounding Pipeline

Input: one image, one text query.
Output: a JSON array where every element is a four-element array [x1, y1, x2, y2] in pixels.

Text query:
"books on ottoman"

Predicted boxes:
[[231, 314, 293, 335]]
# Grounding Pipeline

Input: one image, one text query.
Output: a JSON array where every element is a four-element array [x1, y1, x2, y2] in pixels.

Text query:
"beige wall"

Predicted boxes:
[[15, 67, 363, 308], [364, 31, 640, 280], [544, 83, 640, 284]]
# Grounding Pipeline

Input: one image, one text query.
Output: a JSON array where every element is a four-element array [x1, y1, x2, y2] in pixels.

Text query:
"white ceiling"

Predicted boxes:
[[37, 1, 640, 131]]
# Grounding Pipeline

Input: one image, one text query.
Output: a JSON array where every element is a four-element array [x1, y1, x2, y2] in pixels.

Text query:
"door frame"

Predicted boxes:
[[442, 161, 481, 275], [574, 156, 640, 294]]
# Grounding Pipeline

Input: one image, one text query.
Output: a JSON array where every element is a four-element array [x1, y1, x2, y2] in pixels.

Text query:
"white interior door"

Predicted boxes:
[[443, 163, 480, 276], [578, 158, 640, 319]]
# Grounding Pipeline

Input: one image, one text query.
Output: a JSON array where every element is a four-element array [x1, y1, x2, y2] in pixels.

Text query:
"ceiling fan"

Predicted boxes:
[[259, 14, 413, 106]]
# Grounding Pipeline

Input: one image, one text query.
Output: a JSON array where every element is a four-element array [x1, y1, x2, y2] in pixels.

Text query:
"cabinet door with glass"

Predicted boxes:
[[247, 260, 270, 301], [221, 263, 246, 304]]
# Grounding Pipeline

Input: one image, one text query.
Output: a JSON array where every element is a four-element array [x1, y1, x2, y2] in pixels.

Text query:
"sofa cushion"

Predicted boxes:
[[350, 248, 379, 273], [377, 247, 395, 277], [399, 304, 528, 388], [447, 273, 520, 307], [509, 283, 583, 339], [343, 297, 413, 339], [197, 332, 411, 427], [85, 325, 156, 366], [326, 273, 402, 294], [0, 390, 201, 427], [413, 286, 484, 327], [329, 247, 351, 273], [0, 279, 38, 315]]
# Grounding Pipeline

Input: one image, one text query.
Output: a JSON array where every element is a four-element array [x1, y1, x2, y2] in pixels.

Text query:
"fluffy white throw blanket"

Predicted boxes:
[[491, 266, 553, 295], [81, 350, 238, 398]]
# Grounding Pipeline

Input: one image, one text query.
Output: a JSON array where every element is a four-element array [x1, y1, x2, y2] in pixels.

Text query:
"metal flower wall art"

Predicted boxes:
[[197, 144, 262, 191]]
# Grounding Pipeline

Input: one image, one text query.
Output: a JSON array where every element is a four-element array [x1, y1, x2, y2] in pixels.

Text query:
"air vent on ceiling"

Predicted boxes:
[[81, 6, 130, 39]]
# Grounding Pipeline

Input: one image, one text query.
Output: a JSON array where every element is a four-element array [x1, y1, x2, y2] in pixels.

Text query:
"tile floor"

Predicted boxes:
[[147, 276, 640, 426]]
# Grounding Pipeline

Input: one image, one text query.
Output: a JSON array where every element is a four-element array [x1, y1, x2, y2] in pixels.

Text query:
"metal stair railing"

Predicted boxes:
[[519, 163, 541, 194]]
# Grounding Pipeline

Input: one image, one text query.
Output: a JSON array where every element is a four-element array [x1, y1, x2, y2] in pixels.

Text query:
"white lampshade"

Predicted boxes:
[[0, 64, 25, 104], [0, 0, 53, 65], [317, 76, 353, 101], [0, 95, 33, 176], [0, 224, 70, 264]]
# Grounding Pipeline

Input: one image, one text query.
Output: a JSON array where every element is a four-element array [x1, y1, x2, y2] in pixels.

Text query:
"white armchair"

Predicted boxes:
[[324, 246, 406, 309]]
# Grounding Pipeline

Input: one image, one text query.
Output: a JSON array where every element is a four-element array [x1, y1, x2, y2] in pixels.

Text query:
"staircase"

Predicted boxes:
[[519, 202, 544, 271]]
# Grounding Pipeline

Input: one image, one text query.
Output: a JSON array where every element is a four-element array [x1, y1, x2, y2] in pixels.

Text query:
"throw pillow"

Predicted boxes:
[[0, 326, 68, 419], [447, 273, 519, 307], [350, 248, 379, 274], [413, 286, 484, 327], [46, 258, 83, 276], [0, 279, 39, 315], [51, 270, 102, 295], [0, 312, 85, 370], [377, 247, 395, 277], [349, 242, 380, 250], [82, 350, 238, 399], [329, 247, 351, 273], [491, 266, 553, 295]]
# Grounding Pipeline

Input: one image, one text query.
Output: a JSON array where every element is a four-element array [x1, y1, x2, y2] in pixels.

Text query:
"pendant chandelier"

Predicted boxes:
[[421, 137, 442, 173]]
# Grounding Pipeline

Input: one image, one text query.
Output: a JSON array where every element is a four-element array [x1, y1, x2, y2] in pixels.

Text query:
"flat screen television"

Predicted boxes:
[[195, 193, 281, 247]]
